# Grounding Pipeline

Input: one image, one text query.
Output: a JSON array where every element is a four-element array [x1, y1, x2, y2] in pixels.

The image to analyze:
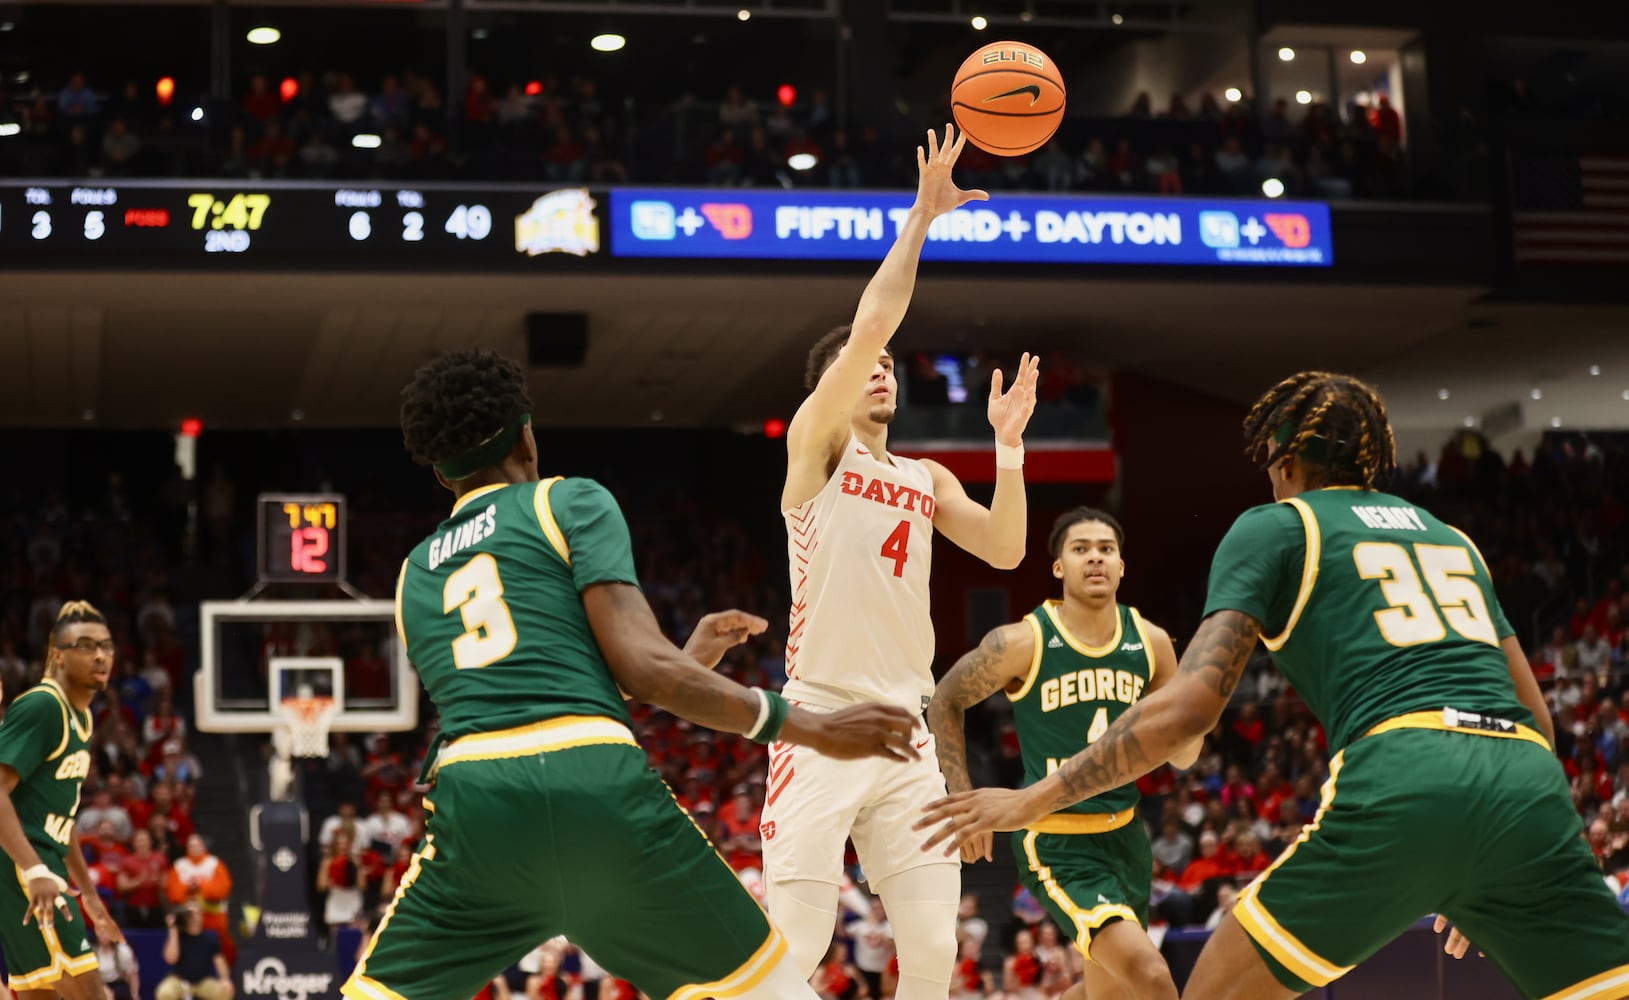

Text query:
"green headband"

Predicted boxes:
[[1272, 419, 1332, 465], [434, 413, 532, 480]]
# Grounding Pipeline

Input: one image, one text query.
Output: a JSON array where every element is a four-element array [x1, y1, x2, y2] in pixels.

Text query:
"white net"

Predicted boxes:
[[276, 695, 338, 759]]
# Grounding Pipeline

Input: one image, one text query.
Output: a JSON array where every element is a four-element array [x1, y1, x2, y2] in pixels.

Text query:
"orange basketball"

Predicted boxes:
[[951, 41, 1066, 157]]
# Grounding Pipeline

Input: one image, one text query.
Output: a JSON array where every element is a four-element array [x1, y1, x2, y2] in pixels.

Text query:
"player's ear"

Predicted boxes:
[[1052, 559, 1063, 580], [518, 422, 538, 466]]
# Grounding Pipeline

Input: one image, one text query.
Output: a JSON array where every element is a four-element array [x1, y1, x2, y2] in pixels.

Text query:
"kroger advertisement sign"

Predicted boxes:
[[608, 190, 1332, 267]]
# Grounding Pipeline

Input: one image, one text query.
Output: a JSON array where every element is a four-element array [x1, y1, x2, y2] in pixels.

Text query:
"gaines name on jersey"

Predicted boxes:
[[429, 504, 500, 569]]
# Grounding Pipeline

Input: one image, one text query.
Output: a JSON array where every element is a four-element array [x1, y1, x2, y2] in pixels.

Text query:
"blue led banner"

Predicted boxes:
[[608, 189, 1332, 266]]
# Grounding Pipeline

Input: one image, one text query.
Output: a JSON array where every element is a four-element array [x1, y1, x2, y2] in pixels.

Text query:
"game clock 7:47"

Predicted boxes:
[[189, 192, 270, 253]]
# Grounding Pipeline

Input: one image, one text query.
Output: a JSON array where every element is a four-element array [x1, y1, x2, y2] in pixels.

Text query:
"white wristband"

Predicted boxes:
[[745, 688, 772, 741], [22, 865, 64, 891], [996, 442, 1025, 470]]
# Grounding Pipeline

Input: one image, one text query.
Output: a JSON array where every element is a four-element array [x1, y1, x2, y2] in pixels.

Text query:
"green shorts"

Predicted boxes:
[[0, 855, 99, 991], [342, 717, 782, 1000], [1233, 717, 1629, 999], [1013, 812, 1150, 959]]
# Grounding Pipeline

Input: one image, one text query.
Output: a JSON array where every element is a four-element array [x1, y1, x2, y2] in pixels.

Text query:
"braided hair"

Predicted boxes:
[[1242, 371, 1397, 490], [400, 348, 533, 470]]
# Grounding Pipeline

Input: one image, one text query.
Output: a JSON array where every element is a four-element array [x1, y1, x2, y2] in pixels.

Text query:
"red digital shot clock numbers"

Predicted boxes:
[[257, 493, 347, 583]]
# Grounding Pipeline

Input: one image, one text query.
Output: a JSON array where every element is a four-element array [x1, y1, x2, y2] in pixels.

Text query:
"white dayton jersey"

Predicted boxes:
[[783, 434, 937, 712]]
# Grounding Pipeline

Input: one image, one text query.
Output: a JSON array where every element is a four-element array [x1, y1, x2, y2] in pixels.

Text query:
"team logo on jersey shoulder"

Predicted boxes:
[[1046, 635, 1063, 649], [1120, 642, 1144, 652]]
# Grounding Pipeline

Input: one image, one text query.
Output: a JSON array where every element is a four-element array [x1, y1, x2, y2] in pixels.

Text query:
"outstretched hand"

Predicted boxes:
[[683, 610, 770, 669], [913, 787, 1047, 857], [913, 123, 989, 218], [988, 352, 1041, 447]]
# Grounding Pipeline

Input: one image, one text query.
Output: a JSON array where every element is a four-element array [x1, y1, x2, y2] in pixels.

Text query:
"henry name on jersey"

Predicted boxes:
[[1350, 504, 1428, 532], [839, 471, 937, 517], [429, 505, 500, 569]]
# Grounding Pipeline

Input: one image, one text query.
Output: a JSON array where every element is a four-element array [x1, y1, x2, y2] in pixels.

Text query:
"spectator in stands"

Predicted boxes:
[[78, 783, 134, 841], [1213, 136, 1251, 191], [849, 897, 894, 999], [1002, 928, 1044, 999], [299, 131, 340, 177], [318, 827, 364, 942], [249, 119, 295, 176], [1151, 816, 1194, 874], [96, 928, 141, 1000], [718, 84, 759, 129], [956, 893, 988, 956], [117, 828, 170, 929], [827, 129, 861, 188], [714, 782, 761, 873], [704, 127, 744, 185], [1580, 624, 1613, 680], [100, 119, 140, 174], [359, 785, 413, 855], [319, 797, 362, 852], [152, 737, 203, 785], [143, 687, 186, 752], [156, 904, 231, 1000], [57, 71, 98, 118], [242, 74, 281, 122], [1230, 830, 1271, 883], [1178, 830, 1234, 897], [167, 833, 234, 965], [370, 75, 411, 131], [328, 73, 368, 126]]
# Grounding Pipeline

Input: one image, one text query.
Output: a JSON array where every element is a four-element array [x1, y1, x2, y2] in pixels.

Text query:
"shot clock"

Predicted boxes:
[[257, 493, 346, 584]]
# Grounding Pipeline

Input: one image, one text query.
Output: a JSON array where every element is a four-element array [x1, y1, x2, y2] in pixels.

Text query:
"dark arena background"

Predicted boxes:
[[1, 0, 1627, 997]]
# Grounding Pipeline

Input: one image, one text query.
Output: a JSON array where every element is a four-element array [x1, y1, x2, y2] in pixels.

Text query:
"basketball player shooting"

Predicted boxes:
[[765, 123, 1041, 1000]]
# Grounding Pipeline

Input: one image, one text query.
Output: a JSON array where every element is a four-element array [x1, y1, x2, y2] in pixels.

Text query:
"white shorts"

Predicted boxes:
[[760, 703, 955, 886]]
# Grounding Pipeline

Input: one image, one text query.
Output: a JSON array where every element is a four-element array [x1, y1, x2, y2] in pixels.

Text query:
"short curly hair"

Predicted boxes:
[[400, 348, 533, 469], [804, 325, 891, 392]]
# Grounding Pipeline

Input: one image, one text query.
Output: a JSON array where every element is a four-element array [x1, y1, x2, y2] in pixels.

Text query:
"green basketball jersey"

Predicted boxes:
[[1204, 488, 1527, 752], [0, 681, 93, 861], [1008, 601, 1157, 815], [396, 477, 638, 754]]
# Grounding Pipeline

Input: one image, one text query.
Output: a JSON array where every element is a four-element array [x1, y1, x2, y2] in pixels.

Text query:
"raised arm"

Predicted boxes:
[[922, 352, 1039, 570], [1141, 621, 1205, 770], [917, 610, 1261, 854], [926, 622, 1035, 861], [583, 583, 917, 762], [785, 126, 987, 493]]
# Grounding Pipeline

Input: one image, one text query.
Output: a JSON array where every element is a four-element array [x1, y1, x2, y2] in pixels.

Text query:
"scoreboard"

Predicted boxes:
[[0, 181, 603, 267], [0, 180, 1334, 269]]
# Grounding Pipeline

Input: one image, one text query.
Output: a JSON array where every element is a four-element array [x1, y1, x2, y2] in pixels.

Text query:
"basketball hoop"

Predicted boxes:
[[276, 695, 337, 759]]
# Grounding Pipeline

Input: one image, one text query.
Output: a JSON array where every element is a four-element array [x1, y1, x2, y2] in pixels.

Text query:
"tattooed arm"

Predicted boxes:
[[1034, 610, 1260, 813], [926, 622, 1034, 861], [1141, 621, 1205, 770], [916, 610, 1262, 854]]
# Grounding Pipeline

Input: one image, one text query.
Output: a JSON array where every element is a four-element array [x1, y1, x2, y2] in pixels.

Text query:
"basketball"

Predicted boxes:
[[951, 41, 1066, 156]]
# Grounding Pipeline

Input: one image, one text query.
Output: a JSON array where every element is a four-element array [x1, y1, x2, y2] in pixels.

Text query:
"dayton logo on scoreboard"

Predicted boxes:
[[515, 189, 600, 257], [1195, 207, 1322, 262], [629, 199, 754, 242]]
